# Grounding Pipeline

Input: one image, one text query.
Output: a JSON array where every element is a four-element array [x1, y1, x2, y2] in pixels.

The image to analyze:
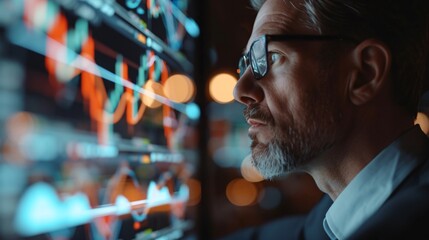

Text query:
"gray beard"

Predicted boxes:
[[251, 139, 289, 179], [250, 130, 307, 180], [249, 109, 340, 180]]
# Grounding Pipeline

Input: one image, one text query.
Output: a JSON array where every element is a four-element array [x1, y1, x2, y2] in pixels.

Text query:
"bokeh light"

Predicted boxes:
[[142, 79, 164, 108], [186, 102, 200, 120], [209, 73, 237, 103], [416, 112, 429, 135], [187, 178, 201, 206], [6, 112, 35, 143], [240, 154, 263, 182], [226, 178, 258, 206], [163, 74, 195, 103], [4, 112, 35, 164]]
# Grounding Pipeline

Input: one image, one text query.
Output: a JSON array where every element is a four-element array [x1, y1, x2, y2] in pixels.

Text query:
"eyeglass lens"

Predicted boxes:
[[238, 55, 247, 78], [251, 36, 267, 79], [238, 36, 268, 79]]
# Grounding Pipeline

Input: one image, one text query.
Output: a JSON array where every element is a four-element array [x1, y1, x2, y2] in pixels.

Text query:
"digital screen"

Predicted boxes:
[[0, 0, 200, 239]]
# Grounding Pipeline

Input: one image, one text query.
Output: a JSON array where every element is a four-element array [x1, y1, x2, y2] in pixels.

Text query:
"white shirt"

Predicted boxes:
[[323, 126, 427, 240]]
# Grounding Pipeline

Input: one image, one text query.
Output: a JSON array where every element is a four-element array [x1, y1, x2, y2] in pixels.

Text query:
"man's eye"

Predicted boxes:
[[269, 52, 281, 64]]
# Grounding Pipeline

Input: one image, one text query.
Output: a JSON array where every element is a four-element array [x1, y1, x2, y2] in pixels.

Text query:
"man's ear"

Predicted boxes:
[[348, 39, 391, 105]]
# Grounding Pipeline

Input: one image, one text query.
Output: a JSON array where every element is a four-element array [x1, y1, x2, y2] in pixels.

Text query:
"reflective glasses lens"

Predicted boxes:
[[238, 55, 247, 78], [250, 36, 267, 79], [238, 36, 268, 79]]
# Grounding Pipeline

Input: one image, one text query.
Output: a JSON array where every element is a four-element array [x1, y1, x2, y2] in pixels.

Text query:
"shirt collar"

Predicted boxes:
[[323, 125, 429, 240]]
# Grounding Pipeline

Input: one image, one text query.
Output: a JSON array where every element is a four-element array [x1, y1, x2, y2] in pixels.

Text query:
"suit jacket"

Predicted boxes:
[[347, 158, 429, 240], [219, 136, 429, 240]]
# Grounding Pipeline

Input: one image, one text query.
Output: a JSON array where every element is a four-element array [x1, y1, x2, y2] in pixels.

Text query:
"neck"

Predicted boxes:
[[305, 106, 415, 200]]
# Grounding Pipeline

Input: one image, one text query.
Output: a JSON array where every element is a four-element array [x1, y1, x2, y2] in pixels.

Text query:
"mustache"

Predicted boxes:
[[243, 104, 274, 124]]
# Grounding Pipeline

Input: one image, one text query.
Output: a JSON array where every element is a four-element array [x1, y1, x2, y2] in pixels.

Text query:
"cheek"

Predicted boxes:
[[267, 75, 308, 120], [265, 56, 327, 125], [264, 84, 297, 127]]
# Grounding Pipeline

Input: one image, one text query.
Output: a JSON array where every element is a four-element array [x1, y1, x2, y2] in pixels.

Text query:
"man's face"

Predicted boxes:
[[234, 0, 346, 179]]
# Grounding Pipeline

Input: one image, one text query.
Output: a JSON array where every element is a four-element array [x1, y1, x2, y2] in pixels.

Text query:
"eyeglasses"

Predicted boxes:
[[238, 34, 353, 80]]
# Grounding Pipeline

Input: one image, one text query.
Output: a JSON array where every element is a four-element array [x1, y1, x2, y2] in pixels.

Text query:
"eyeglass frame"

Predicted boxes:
[[238, 34, 355, 80]]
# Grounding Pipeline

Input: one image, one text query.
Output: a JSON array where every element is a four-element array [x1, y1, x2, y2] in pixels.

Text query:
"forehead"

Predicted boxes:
[[247, 0, 311, 49]]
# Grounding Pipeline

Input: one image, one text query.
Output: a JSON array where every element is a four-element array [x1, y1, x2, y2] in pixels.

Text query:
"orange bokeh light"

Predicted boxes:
[[163, 74, 195, 103], [241, 154, 264, 182], [226, 178, 258, 206], [187, 178, 201, 206], [209, 73, 237, 103], [416, 112, 429, 135], [142, 79, 164, 108]]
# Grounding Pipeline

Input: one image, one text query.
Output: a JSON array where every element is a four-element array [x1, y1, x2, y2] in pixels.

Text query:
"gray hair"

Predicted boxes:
[[250, 0, 429, 116]]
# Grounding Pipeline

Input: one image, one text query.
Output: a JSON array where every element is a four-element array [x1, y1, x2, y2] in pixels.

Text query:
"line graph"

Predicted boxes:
[[11, 0, 200, 145], [124, 0, 199, 50], [1, 1, 199, 239], [14, 181, 190, 237]]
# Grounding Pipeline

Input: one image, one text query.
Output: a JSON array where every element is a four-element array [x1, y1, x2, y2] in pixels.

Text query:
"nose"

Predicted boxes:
[[233, 68, 264, 106]]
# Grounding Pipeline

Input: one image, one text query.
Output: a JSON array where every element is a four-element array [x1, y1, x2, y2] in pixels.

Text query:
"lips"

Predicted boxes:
[[247, 118, 269, 137], [244, 105, 274, 142], [244, 105, 273, 137], [247, 118, 267, 127]]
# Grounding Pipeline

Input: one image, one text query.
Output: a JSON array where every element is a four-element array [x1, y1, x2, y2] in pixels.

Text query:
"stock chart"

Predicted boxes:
[[0, 0, 200, 239]]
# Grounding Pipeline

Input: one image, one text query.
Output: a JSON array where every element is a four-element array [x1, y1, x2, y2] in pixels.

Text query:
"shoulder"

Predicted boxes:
[[217, 195, 332, 240], [347, 169, 429, 239], [217, 214, 307, 240], [346, 135, 429, 239]]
